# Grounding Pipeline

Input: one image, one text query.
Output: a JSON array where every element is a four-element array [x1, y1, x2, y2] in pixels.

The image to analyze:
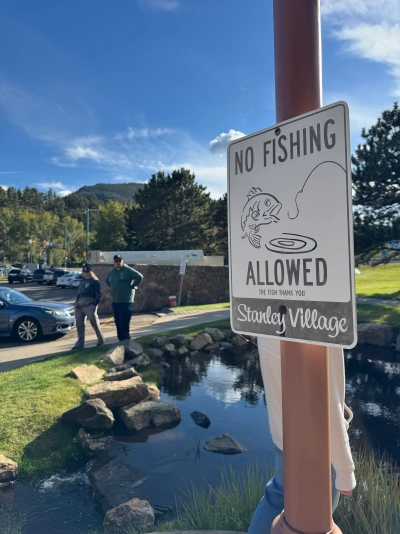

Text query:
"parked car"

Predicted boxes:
[[8, 268, 33, 284], [33, 268, 47, 285], [56, 272, 75, 288], [72, 274, 83, 288], [43, 269, 68, 286], [0, 287, 75, 342], [57, 272, 81, 288]]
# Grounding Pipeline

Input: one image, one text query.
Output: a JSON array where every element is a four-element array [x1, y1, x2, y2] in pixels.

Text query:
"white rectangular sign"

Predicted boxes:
[[179, 260, 187, 275], [227, 102, 357, 348]]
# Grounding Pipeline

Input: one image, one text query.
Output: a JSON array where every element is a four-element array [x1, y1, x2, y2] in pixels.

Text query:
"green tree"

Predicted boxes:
[[92, 201, 127, 250], [126, 168, 213, 251], [352, 102, 400, 258], [211, 193, 228, 257]]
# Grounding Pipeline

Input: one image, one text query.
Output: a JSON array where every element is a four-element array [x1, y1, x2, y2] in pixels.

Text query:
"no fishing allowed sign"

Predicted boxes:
[[227, 102, 357, 348]]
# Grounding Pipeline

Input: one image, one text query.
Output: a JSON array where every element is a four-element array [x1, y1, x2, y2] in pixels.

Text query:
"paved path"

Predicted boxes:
[[0, 309, 230, 373], [357, 297, 400, 306]]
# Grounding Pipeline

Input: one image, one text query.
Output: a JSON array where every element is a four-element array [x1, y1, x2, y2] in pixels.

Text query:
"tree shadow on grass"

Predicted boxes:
[[21, 420, 85, 479]]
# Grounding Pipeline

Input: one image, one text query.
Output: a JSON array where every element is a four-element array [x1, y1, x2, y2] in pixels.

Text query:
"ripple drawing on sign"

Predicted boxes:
[[241, 187, 282, 248], [240, 162, 347, 253]]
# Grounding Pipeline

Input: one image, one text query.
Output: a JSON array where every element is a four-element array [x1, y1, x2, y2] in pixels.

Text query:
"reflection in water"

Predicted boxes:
[[1, 344, 399, 534], [344, 345, 400, 462]]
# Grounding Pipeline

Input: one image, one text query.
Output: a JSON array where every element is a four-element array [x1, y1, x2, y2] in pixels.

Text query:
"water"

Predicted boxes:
[[1, 344, 399, 533]]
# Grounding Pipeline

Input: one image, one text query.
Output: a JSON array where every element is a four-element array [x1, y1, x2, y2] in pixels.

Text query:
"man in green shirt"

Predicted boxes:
[[105, 254, 144, 341]]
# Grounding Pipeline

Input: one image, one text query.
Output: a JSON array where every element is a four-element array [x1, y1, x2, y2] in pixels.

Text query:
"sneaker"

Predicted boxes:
[[97, 339, 105, 346]]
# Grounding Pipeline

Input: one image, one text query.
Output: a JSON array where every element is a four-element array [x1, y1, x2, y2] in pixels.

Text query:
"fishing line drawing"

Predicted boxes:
[[241, 161, 346, 253], [241, 187, 282, 248]]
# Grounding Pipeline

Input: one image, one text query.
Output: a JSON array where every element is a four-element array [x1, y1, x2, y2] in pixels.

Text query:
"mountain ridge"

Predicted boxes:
[[73, 182, 146, 203]]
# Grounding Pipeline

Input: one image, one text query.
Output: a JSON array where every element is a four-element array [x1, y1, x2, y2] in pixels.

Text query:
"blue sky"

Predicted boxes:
[[0, 0, 399, 199]]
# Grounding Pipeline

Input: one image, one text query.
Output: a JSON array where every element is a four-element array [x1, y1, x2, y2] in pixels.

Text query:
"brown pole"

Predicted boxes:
[[271, 1, 342, 534]]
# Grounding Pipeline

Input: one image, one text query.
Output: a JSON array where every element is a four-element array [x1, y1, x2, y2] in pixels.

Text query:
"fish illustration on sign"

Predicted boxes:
[[241, 187, 282, 248]]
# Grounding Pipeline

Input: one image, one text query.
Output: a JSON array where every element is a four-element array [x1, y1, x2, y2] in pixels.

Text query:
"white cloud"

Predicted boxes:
[[321, 0, 400, 94], [137, 0, 180, 13], [34, 181, 74, 196], [115, 127, 173, 141], [209, 129, 246, 155], [0, 185, 9, 190]]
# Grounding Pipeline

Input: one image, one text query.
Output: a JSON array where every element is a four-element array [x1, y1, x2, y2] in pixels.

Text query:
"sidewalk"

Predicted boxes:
[[0, 309, 230, 373]]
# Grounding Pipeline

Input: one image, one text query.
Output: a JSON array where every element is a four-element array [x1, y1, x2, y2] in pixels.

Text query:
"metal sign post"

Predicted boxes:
[[227, 1, 353, 533], [178, 260, 187, 306]]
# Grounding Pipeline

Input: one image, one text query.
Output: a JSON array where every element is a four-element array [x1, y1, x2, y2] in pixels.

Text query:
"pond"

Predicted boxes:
[[1, 342, 399, 534]]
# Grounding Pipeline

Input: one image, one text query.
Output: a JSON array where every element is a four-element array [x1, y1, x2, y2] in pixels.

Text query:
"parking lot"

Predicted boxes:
[[1, 279, 77, 305]]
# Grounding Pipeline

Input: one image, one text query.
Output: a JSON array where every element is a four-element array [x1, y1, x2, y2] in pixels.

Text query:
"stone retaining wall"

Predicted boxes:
[[94, 264, 230, 314]]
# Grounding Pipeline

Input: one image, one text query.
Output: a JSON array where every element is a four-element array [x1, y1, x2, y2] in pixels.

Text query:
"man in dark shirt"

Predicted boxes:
[[105, 254, 144, 342]]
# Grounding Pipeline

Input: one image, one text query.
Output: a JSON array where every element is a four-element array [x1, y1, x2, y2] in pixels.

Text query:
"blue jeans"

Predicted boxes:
[[112, 302, 132, 341], [247, 447, 340, 534]]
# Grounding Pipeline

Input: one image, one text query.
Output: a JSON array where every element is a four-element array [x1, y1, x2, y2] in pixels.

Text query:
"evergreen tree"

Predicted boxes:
[[126, 168, 213, 251], [92, 201, 127, 250], [352, 102, 400, 258], [211, 193, 228, 257]]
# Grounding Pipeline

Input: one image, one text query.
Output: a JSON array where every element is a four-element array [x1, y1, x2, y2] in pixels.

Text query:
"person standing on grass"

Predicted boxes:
[[105, 254, 143, 342], [73, 264, 105, 350], [247, 337, 356, 534]]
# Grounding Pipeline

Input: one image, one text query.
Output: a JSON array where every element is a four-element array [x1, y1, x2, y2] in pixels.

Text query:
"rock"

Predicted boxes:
[[147, 348, 163, 358], [396, 334, 400, 352], [221, 328, 235, 341], [177, 346, 189, 356], [191, 411, 211, 428], [149, 336, 168, 348], [105, 368, 138, 381], [109, 364, 133, 373], [231, 334, 249, 347], [190, 351, 199, 356], [168, 334, 192, 347], [163, 343, 177, 357], [69, 364, 105, 384], [62, 399, 115, 429], [117, 401, 181, 431], [146, 385, 161, 401], [87, 377, 151, 408], [125, 340, 144, 359], [220, 342, 233, 349], [203, 433, 246, 454], [159, 361, 170, 369], [103, 498, 155, 534], [89, 462, 146, 513], [204, 342, 221, 352], [204, 327, 226, 341], [0, 455, 18, 482], [190, 333, 213, 351], [100, 346, 125, 366], [129, 353, 151, 367], [357, 323, 394, 347], [75, 428, 112, 455]]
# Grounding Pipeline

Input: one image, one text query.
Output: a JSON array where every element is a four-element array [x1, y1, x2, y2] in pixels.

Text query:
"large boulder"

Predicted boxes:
[[117, 400, 181, 431], [177, 346, 189, 356], [105, 368, 138, 381], [163, 343, 177, 357], [190, 333, 213, 351], [147, 348, 163, 359], [87, 377, 151, 408], [231, 334, 249, 347], [204, 433, 246, 454], [0, 455, 18, 482], [204, 327, 226, 342], [129, 354, 151, 367], [103, 498, 155, 534], [149, 336, 168, 348], [125, 340, 144, 360], [69, 364, 105, 384], [62, 399, 114, 429], [75, 428, 113, 455], [168, 334, 193, 347], [204, 342, 221, 352], [357, 323, 394, 347], [100, 346, 125, 366], [89, 462, 146, 513]]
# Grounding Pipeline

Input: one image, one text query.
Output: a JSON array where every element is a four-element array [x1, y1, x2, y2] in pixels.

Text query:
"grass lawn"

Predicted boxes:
[[356, 263, 400, 300], [357, 304, 400, 328], [171, 302, 230, 312], [0, 319, 230, 480]]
